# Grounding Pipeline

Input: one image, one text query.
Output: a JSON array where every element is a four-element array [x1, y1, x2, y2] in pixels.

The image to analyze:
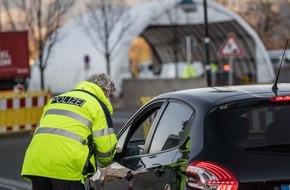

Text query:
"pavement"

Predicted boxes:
[[0, 177, 30, 190]]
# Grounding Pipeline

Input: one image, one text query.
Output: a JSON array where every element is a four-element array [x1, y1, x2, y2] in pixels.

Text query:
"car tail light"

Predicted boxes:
[[185, 161, 238, 190], [270, 96, 290, 102]]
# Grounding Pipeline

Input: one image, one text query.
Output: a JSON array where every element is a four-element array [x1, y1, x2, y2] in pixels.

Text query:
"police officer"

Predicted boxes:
[[182, 63, 196, 79], [21, 73, 118, 190]]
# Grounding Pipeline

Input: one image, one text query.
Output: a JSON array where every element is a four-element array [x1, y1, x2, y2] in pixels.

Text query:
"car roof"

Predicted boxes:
[[155, 83, 290, 106]]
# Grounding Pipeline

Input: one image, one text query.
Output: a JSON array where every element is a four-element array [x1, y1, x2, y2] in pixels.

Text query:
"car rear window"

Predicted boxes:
[[207, 101, 290, 153]]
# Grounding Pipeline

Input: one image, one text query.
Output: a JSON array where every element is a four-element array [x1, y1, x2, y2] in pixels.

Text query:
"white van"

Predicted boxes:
[[268, 49, 290, 68], [137, 61, 205, 79]]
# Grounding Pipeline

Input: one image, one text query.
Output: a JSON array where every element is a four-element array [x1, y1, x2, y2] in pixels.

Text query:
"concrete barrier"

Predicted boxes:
[[122, 77, 207, 108], [0, 91, 51, 134]]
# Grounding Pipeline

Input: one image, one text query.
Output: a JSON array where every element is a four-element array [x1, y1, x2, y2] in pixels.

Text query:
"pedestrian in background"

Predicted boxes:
[[21, 73, 118, 190]]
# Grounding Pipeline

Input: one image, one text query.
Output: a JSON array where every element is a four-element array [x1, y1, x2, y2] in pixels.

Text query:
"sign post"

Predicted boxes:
[[218, 33, 244, 85]]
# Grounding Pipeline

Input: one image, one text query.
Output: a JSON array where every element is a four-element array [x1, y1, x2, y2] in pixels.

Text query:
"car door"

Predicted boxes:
[[103, 99, 194, 190]]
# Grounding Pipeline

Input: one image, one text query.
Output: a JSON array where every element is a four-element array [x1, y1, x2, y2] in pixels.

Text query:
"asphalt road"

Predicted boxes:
[[0, 109, 135, 190]]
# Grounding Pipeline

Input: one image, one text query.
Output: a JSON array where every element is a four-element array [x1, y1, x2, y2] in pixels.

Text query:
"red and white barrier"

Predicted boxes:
[[0, 91, 50, 134]]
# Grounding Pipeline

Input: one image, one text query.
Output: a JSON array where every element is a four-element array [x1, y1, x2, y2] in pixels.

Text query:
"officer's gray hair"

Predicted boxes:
[[87, 73, 116, 97]]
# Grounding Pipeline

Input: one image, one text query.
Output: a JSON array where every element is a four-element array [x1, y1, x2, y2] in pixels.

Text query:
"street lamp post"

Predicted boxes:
[[179, 0, 196, 79], [172, 0, 197, 79], [203, 0, 212, 87], [173, 6, 179, 79], [180, 0, 196, 64], [180, 0, 212, 87]]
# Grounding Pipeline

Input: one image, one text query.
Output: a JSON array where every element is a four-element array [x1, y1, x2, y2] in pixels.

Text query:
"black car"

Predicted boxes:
[[95, 83, 290, 190]]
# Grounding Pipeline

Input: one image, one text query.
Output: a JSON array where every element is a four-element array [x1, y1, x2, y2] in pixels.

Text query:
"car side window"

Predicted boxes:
[[119, 105, 162, 158], [148, 102, 193, 154]]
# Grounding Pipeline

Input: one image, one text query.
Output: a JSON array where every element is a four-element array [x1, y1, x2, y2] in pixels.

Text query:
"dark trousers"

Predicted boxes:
[[30, 176, 85, 190]]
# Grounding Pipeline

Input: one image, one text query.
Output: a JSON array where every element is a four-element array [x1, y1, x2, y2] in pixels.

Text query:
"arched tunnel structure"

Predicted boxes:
[[28, 0, 274, 96]]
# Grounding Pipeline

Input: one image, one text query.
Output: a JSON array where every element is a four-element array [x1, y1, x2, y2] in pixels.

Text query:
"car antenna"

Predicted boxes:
[[272, 38, 289, 95]]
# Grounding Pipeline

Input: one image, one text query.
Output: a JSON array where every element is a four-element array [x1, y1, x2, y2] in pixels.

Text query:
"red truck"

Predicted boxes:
[[0, 31, 30, 90]]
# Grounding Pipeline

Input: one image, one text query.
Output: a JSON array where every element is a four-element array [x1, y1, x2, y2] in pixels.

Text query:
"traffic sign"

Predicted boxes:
[[218, 33, 244, 57]]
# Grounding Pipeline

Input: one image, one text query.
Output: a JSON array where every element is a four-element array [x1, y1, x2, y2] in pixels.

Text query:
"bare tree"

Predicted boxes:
[[2, 0, 76, 90], [1, 0, 17, 31], [81, 0, 133, 76], [240, 0, 290, 50], [215, 0, 290, 50]]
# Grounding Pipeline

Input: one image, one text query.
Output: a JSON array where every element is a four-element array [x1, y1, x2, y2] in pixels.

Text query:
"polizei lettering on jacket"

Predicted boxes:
[[51, 96, 86, 107]]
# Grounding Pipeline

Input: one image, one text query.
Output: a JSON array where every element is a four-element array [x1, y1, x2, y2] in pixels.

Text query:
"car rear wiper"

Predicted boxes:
[[245, 144, 290, 153]]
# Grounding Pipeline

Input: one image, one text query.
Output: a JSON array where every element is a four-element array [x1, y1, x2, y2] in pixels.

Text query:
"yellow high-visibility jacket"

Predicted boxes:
[[182, 64, 196, 79], [21, 81, 117, 182]]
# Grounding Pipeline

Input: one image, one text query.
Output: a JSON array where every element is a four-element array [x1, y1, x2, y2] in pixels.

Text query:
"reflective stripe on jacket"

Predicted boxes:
[[21, 81, 117, 182]]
